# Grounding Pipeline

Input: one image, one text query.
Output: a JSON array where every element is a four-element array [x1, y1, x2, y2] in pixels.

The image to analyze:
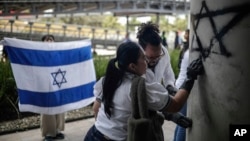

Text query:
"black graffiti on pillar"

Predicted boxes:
[[191, 1, 250, 59]]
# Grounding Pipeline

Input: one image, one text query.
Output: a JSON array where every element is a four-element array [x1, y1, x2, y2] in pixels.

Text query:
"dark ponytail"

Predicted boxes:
[[102, 42, 141, 118], [102, 58, 124, 118]]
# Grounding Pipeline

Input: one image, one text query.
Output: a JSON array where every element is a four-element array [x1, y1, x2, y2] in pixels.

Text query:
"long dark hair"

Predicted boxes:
[[136, 22, 162, 49], [102, 42, 141, 118], [178, 29, 190, 69]]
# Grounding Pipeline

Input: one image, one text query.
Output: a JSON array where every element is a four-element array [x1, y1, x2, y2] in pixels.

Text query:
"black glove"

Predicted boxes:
[[163, 112, 192, 128], [166, 85, 178, 96], [186, 57, 203, 80], [180, 57, 203, 93]]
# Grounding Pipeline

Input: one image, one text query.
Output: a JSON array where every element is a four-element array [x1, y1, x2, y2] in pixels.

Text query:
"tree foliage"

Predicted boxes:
[[173, 17, 188, 31], [128, 17, 140, 32], [102, 15, 123, 30], [37, 14, 188, 35]]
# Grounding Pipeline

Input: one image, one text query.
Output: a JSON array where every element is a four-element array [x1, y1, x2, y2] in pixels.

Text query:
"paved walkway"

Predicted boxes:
[[0, 118, 176, 141]]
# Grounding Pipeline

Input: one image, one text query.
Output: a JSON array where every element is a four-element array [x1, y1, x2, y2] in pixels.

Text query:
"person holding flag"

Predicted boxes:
[[40, 35, 65, 141], [3, 35, 96, 141]]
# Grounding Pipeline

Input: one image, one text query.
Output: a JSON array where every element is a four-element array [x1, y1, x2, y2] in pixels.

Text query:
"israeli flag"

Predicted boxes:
[[3, 38, 96, 115]]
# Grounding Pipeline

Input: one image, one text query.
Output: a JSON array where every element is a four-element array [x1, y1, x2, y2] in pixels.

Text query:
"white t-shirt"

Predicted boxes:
[[175, 50, 189, 89], [145, 47, 175, 87], [94, 74, 171, 141]]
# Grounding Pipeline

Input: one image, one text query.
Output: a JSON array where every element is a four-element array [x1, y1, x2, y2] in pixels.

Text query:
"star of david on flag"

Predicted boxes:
[[51, 68, 67, 88], [3, 38, 96, 115]]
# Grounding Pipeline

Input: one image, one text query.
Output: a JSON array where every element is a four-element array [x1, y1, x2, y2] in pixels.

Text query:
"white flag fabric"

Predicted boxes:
[[3, 37, 96, 115]]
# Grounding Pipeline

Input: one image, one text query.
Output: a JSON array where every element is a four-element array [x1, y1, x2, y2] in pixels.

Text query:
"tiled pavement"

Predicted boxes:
[[0, 118, 176, 141]]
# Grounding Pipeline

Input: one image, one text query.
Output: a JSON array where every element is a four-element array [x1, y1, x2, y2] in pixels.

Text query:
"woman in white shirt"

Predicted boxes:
[[174, 29, 190, 141], [84, 41, 203, 141]]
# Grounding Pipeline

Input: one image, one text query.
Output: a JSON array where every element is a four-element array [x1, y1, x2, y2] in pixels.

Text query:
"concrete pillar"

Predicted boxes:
[[188, 0, 250, 141], [77, 26, 82, 38], [46, 23, 51, 34], [9, 20, 14, 33], [116, 30, 120, 41], [126, 15, 129, 34], [28, 21, 33, 40], [63, 25, 67, 38], [155, 13, 160, 26], [92, 28, 96, 54], [104, 29, 108, 48], [92, 28, 95, 39], [187, 14, 191, 29], [28, 22, 33, 35]]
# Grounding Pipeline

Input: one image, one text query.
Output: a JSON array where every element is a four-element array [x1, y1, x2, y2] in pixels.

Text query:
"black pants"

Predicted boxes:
[[84, 125, 115, 141]]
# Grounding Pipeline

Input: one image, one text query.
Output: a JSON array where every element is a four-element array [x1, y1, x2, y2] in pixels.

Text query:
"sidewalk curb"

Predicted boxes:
[[0, 115, 94, 136]]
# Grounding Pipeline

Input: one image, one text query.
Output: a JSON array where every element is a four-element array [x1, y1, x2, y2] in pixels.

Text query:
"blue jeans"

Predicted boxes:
[[173, 103, 187, 141], [84, 125, 114, 141]]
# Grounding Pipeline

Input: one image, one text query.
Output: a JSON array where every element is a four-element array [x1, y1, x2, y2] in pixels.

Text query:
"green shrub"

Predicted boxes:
[[0, 60, 16, 101], [0, 60, 19, 119], [93, 55, 112, 80], [169, 49, 181, 78], [93, 51, 181, 80]]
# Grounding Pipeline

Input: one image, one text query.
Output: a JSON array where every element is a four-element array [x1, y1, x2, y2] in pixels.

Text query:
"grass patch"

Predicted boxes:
[[169, 49, 181, 78]]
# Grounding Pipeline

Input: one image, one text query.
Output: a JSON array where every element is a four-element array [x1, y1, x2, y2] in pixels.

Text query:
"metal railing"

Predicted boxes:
[[0, 19, 128, 48]]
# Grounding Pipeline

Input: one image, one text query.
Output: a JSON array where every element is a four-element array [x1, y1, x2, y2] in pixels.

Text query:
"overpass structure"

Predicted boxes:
[[0, 0, 190, 48], [0, 0, 190, 32], [0, 0, 190, 18]]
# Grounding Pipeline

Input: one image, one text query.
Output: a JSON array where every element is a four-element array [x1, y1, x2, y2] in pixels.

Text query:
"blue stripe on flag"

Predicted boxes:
[[18, 81, 95, 107], [5, 45, 92, 66]]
